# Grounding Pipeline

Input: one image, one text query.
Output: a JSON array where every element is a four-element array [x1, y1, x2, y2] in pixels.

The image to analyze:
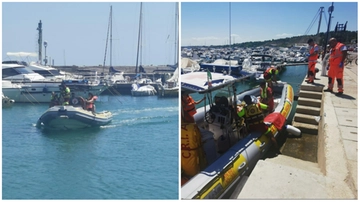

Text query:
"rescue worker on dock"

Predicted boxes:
[[237, 95, 280, 154], [60, 83, 71, 105], [305, 38, 319, 84], [263, 66, 279, 89], [181, 91, 205, 123], [324, 37, 347, 95], [259, 81, 274, 114], [86, 92, 98, 113]]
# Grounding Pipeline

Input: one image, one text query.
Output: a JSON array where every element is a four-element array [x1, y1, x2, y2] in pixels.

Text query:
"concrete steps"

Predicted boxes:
[[294, 113, 320, 125], [292, 122, 319, 135], [296, 105, 321, 116], [292, 82, 324, 136], [297, 97, 322, 108], [283, 81, 324, 162], [298, 91, 323, 99]]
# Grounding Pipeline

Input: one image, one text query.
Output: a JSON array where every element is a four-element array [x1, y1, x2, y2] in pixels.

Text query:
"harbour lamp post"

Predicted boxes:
[[44, 41, 48, 66]]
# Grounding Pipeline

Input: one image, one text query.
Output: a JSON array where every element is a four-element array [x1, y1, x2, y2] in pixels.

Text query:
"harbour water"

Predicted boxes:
[[2, 95, 179, 199]]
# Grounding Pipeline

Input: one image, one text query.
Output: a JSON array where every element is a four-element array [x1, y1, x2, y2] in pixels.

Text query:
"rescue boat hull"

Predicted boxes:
[[36, 105, 112, 130], [181, 82, 294, 199]]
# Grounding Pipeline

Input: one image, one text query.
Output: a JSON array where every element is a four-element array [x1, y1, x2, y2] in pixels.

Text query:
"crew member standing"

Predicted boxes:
[[181, 91, 205, 123], [60, 83, 71, 105], [324, 37, 347, 95], [306, 38, 319, 84], [259, 81, 274, 113], [263, 66, 279, 89]]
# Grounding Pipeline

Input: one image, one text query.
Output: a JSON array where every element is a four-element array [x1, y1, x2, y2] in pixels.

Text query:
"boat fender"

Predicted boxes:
[[285, 125, 301, 136]]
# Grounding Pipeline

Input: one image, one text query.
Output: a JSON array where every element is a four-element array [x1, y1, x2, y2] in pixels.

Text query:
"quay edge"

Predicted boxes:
[[238, 57, 357, 199]]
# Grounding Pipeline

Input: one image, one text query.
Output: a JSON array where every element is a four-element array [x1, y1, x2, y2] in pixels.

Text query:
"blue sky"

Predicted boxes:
[[2, 2, 178, 66], [181, 2, 358, 46]]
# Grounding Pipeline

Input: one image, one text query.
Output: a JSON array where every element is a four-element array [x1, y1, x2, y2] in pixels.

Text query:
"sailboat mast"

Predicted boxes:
[[103, 5, 112, 73], [228, 2, 231, 75], [175, 2, 179, 65], [135, 2, 143, 74], [110, 6, 113, 69], [37, 20, 43, 65]]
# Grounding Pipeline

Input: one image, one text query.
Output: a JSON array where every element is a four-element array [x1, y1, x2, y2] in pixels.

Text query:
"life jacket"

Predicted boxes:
[[260, 85, 272, 99], [329, 42, 345, 67], [244, 103, 264, 126], [308, 44, 319, 62], [50, 94, 58, 101], [86, 96, 97, 109], [263, 67, 277, 80], [62, 87, 71, 99], [181, 96, 196, 116]]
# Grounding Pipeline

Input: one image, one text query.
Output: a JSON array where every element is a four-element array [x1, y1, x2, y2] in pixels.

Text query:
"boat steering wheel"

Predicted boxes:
[[205, 111, 215, 124]]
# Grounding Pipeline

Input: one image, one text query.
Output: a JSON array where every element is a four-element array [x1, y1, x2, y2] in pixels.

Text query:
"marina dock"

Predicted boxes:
[[237, 60, 358, 199]]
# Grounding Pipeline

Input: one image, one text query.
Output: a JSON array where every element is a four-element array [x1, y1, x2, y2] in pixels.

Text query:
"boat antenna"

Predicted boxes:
[[37, 20, 42, 65]]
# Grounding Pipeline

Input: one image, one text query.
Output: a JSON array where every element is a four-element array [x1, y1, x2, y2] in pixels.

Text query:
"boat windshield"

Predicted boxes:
[[14, 66, 34, 74], [2, 66, 35, 78], [35, 69, 61, 77]]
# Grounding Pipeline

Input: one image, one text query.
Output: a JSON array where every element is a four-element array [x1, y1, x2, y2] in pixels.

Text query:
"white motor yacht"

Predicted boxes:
[[2, 63, 108, 103]]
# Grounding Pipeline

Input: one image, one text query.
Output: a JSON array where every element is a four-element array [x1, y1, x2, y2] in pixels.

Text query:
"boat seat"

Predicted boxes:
[[207, 96, 232, 127]]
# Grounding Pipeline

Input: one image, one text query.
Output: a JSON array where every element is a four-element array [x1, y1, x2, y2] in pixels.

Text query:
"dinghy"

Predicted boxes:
[[36, 97, 112, 130], [181, 71, 299, 199]]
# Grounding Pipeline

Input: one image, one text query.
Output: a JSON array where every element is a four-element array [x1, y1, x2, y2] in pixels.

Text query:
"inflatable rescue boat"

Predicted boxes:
[[181, 72, 299, 199]]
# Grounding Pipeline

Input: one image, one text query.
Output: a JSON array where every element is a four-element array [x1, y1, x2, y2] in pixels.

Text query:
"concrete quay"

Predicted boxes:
[[238, 60, 357, 199]]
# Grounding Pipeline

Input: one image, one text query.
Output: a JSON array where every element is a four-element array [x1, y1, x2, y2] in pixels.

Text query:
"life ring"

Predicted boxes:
[[72, 97, 79, 105]]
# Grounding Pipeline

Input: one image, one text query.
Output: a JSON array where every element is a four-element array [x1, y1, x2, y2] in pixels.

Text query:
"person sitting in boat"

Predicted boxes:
[[181, 91, 205, 123], [49, 92, 59, 108], [69, 92, 77, 105], [86, 92, 98, 113], [237, 95, 280, 154], [263, 66, 279, 89], [259, 81, 274, 114], [60, 83, 71, 105]]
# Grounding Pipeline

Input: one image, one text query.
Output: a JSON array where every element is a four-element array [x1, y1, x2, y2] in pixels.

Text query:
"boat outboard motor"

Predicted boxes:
[[285, 125, 301, 136]]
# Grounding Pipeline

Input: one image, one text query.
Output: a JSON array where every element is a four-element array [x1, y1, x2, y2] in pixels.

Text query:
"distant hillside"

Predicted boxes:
[[185, 31, 358, 48]]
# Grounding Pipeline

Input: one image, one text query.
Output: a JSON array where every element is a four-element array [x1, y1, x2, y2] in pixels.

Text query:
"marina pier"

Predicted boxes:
[[237, 59, 358, 199]]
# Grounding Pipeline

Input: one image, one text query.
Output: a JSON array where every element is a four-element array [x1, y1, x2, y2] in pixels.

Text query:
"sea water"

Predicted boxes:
[[2, 95, 179, 199]]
